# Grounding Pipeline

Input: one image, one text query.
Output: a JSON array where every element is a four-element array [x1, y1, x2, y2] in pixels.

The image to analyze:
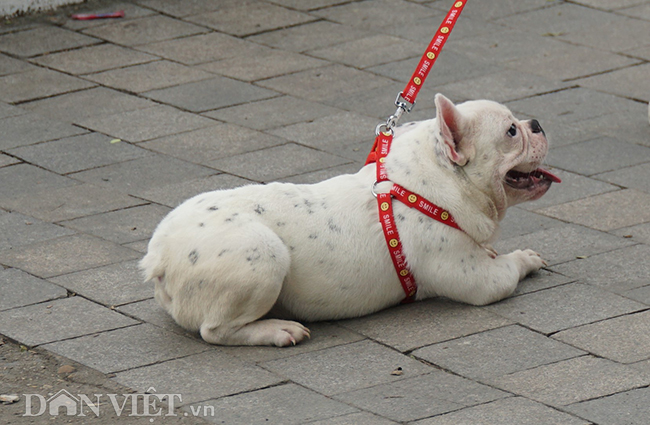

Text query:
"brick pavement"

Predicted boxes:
[[1, 0, 649, 423]]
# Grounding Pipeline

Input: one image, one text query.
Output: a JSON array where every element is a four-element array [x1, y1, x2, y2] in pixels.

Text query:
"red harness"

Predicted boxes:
[[366, 1, 467, 303]]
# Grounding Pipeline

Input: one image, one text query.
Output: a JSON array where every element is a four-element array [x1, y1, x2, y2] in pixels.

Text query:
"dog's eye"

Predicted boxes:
[[507, 124, 517, 137]]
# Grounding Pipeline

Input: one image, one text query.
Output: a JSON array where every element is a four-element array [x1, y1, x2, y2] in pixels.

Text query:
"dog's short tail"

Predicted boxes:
[[139, 247, 166, 283]]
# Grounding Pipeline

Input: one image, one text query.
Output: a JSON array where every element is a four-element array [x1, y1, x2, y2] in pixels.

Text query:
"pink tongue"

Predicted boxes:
[[538, 168, 562, 183]]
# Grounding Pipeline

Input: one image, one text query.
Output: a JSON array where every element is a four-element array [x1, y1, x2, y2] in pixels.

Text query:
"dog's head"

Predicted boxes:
[[432, 94, 560, 218]]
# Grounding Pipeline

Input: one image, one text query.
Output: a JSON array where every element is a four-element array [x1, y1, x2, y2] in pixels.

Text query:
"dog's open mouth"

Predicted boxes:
[[505, 168, 562, 190]]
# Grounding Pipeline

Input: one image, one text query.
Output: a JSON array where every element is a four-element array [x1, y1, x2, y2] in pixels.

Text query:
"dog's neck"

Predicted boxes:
[[384, 120, 500, 245]]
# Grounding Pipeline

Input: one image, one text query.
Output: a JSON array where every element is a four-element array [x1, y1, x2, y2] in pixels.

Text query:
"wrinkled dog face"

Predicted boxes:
[[433, 95, 561, 218]]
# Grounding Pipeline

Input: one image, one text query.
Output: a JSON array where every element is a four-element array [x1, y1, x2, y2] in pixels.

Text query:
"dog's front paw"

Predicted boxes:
[[512, 249, 547, 279], [268, 320, 311, 347]]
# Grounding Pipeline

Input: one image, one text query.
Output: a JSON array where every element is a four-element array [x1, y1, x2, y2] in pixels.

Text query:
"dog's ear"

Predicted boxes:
[[435, 94, 469, 166]]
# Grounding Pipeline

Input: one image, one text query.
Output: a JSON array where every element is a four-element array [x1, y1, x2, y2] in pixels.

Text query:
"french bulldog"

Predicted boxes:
[[140, 94, 560, 347]]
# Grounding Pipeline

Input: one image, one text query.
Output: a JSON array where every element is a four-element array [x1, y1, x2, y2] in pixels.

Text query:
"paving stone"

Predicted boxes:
[[308, 34, 422, 69], [20, 87, 157, 124], [116, 298, 195, 338], [0, 183, 146, 223], [248, 20, 371, 53], [499, 207, 565, 240], [560, 14, 650, 54], [136, 174, 252, 208], [82, 15, 207, 46], [511, 268, 575, 296], [0, 296, 137, 347], [619, 2, 650, 19], [313, 0, 437, 29], [43, 323, 209, 374], [565, 387, 650, 425], [338, 299, 513, 352], [0, 66, 95, 103], [538, 189, 650, 231], [7, 132, 152, 174], [113, 350, 283, 405], [412, 325, 585, 380], [0, 210, 75, 251], [261, 340, 432, 396], [485, 283, 646, 334], [69, 155, 217, 197], [517, 169, 618, 211], [307, 412, 399, 425], [187, 383, 358, 424], [30, 43, 158, 75], [613, 222, 650, 244], [218, 322, 366, 364], [135, 32, 265, 66], [437, 68, 569, 103], [144, 77, 279, 113], [0, 163, 79, 199], [489, 356, 650, 407], [49, 259, 151, 307], [546, 137, 650, 176], [0, 153, 20, 167], [132, 0, 232, 17], [414, 397, 590, 425], [333, 371, 509, 423], [0, 112, 87, 150], [85, 60, 214, 93], [572, 0, 647, 9], [199, 49, 328, 82], [267, 0, 351, 10], [0, 52, 33, 76], [257, 64, 394, 103], [554, 310, 650, 364], [596, 162, 650, 194], [60, 204, 171, 244], [0, 26, 100, 58], [0, 234, 140, 279], [208, 143, 351, 182], [577, 63, 650, 102], [186, 2, 315, 37], [267, 112, 379, 149], [140, 124, 284, 164], [204, 96, 342, 131], [75, 105, 218, 143], [493, 223, 634, 266], [62, 2, 157, 30], [0, 268, 67, 312], [0, 101, 27, 119], [551, 244, 650, 294]]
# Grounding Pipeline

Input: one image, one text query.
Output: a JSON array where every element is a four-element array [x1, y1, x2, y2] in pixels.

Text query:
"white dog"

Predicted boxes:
[[140, 94, 560, 347]]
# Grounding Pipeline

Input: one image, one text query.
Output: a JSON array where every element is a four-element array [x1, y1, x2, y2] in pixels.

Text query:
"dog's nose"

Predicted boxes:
[[530, 119, 544, 135]]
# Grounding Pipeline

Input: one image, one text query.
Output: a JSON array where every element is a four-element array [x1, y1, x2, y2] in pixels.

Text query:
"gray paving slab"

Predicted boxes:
[[0, 268, 67, 312], [312, 0, 437, 29], [204, 96, 342, 131], [186, 383, 358, 425], [116, 298, 196, 338], [485, 282, 646, 334], [7, 132, 152, 175], [0, 112, 88, 150], [307, 412, 399, 425], [551, 244, 650, 294], [42, 323, 210, 374], [207, 143, 351, 182], [333, 372, 508, 423], [30, 43, 158, 75], [0, 153, 20, 167], [0, 25, 100, 58], [60, 203, 171, 244], [577, 63, 650, 102], [338, 299, 513, 352], [0, 163, 79, 199], [498, 207, 565, 240], [0, 101, 27, 119], [75, 105, 218, 143], [49, 259, 153, 307], [143, 77, 279, 112], [413, 325, 585, 381], [0, 67, 95, 103], [413, 397, 590, 425], [565, 387, 650, 425], [0, 234, 141, 279], [0, 183, 146, 223], [186, 2, 316, 37], [596, 162, 650, 194], [0, 296, 137, 347], [0, 210, 75, 251], [135, 32, 265, 66], [554, 310, 650, 364], [613, 222, 650, 244], [261, 339, 432, 396], [113, 350, 283, 405], [489, 356, 650, 407], [0, 52, 33, 75], [20, 87, 157, 124], [81, 14, 208, 46]]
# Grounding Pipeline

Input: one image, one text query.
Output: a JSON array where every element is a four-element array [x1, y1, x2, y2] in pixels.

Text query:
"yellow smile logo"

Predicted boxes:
[[389, 239, 399, 248], [441, 27, 449, 34], [441, 211, 449, 220], [381, 202, 390, 211], [427, 52, 435, 60], [455, 1, 463, 7], [413, 77, 421, 85], [408, 194, 417, 203]]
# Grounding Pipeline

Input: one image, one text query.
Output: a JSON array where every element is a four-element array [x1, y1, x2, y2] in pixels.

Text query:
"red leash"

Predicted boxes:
[[367, 1, 468, 303]]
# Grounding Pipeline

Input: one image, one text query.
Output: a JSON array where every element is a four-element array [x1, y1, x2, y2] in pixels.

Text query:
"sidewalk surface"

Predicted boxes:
[[1, 0, 650, 423]]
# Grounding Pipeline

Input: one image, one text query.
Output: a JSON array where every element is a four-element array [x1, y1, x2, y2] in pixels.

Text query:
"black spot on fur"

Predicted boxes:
[[198, 222, 204, 227], [208, 206, 219, 211], [277, 221, 286, 227], [327, 218, 342, 233], [308, 234, 318, 239], [246, 248, 262, 263], [218, 249, 229, 257], [254, 204, 265, 215], [188, 250, 199, 265]]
